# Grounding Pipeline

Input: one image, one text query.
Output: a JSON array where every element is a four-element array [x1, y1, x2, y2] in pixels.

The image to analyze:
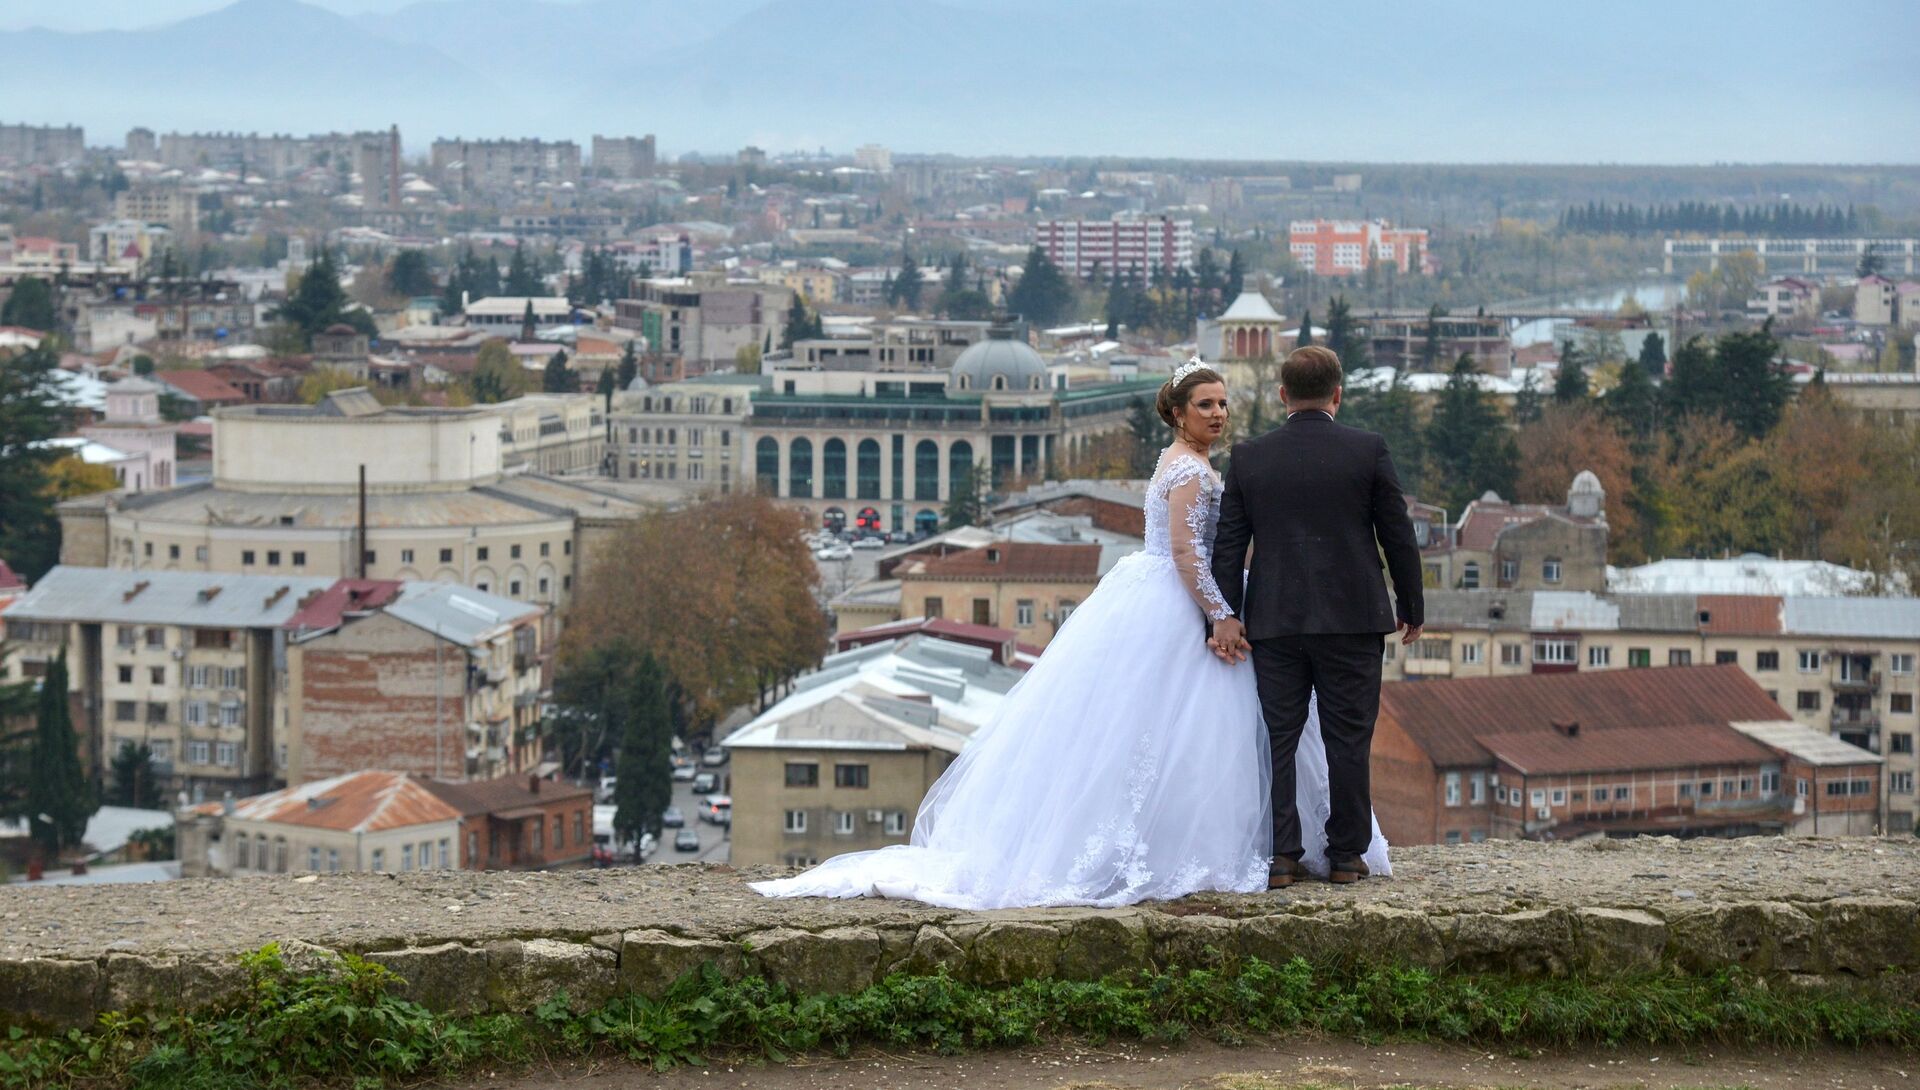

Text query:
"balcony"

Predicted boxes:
[[1831, 709, 1881, 731], [1832, 671, 1882, 693]]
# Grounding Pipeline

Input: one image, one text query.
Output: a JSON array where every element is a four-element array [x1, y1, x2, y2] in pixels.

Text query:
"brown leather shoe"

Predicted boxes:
[[1328, 858, 1370, 885], [1268, 859, 1309, 889]]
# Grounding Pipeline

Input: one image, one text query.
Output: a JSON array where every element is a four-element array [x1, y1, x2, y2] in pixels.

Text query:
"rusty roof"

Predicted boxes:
[[1696, 594, 1784, 635], [1477, 722, 1777, 776], [418, 773, 592, 817], [158, 369, 249, 404], [1380, 664, 1789, 769], [905, 541, 1101, 582], [285, 579, 405, 636], [229, 771, 461, 832]]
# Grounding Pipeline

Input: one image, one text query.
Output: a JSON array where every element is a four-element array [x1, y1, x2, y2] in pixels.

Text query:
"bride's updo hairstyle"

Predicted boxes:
[[1156, 362, 1226, 428]]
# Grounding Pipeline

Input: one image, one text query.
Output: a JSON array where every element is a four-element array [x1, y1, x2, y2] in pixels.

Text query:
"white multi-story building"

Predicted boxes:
[[853, 144, 893, 173], [1034, 215, 1193, 279]]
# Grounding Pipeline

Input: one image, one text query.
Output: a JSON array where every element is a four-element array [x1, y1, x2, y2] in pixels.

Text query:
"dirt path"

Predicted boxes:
[[448, 1037, 1916, 1090]]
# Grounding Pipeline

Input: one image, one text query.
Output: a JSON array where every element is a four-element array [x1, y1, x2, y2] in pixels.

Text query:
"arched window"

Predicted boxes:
[[642, 396, 652, 411], [755, 437, 779, 494], [957, 373, 970, 390], [992, 374, 1007, 391], [232, 833, 248, 870], [947, 440, 973, 498], [1031, 375, 1043, 390], [914, 440, 940, 501], [856, 439, 882, 500], [822, 438, 847, 499], [788, 438, 814, 498]]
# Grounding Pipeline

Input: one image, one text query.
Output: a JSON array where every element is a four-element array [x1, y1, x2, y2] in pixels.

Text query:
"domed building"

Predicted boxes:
[[741, 317, 1163, 535]]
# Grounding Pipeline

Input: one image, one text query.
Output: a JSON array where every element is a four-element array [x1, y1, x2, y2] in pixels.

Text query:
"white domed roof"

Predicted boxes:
[[951, 322, 1046, 391], [1569, 469, 1604, 494]]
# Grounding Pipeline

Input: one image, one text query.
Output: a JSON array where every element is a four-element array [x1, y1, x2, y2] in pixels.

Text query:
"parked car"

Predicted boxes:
[[816, 543, 853, 561], [660, 805, 685, 828], [701, 795, 732, 825], [635, 832, 657, 860], [673, 828, 701, 852], [702, 746, 728, 767], [670, 763, 696, 782], [692, 772, 719, 795], [886, 530, 915, 544], [594, 776, 617, 804], [851, 536, 886, 550]]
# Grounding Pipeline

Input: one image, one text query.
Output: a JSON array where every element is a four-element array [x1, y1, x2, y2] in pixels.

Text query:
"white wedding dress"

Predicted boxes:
[[751, 446, 1390, 909]]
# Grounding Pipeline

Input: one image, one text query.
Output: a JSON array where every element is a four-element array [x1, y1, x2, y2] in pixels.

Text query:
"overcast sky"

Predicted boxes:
[[0, 0, 424, 29]]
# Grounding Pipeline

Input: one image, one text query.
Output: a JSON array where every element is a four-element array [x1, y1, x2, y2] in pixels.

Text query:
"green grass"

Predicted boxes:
[[0, 943, 1912, 1089]]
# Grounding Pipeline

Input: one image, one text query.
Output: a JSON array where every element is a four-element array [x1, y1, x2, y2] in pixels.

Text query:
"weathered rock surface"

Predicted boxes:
[[0, 838, 1914, 1029]]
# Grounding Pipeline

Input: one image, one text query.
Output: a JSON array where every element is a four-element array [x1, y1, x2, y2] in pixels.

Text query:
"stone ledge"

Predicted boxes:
[[1, 838, 1915, 1030]]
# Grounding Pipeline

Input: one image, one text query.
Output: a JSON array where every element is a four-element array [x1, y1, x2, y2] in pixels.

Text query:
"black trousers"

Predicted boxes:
[[1250, 632, 1383, 865]]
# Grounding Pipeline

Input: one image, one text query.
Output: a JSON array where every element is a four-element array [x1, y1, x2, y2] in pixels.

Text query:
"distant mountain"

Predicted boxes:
[[0, 0, 1914, 162]]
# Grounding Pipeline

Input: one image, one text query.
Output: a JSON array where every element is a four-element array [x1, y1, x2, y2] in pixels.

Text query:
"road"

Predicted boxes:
[[811, 546, 884, 603], [649, 764, 732, 866]]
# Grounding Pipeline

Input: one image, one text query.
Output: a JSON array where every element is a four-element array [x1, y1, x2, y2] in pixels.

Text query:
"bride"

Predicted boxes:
[[752, 362, 1390, 910]]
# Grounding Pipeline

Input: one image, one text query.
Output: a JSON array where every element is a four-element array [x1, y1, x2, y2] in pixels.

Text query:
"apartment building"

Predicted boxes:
[[430, 138, 581, 193], [0, 122, 84, 165], [1416, 475, 1609, 593], [1034, 215, 1193, 278], [723, 635, 1023, 868], [896, 541, 1100, 650], [1383, 589, 1920, 833], [1372, 666, 1883, 847], [611, 275, 791, 366], [1288, 219, 1430, 277], [113, 188, 200, 236], [4, 567, 335, 797], [421, 773, 594, 870], [176, 770, 463, 877], [591, 134, 656, 178], [607, 374, 759, 489]]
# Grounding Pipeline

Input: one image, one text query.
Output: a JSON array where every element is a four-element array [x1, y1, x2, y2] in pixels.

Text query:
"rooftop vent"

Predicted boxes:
[[1552, 720, 1580, 738], [197, 586, 222, 603], [123, 580, 150, 602], [264, 586, 290, 608]]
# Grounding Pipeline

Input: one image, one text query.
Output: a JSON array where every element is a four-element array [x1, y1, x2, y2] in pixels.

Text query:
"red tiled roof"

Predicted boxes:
[[160, 369, 248, 404], [1696, 594, 1783, 635], [286, 579, 405, 635], [418, 773, 592, 817], [1380, 664, 1789, 768], [907, 541, 1101, 581], [228, 771, 462, 832], [838, 616, 1017, 646], [0, 559, 25, 591], [1476, 722, 1776, 776]]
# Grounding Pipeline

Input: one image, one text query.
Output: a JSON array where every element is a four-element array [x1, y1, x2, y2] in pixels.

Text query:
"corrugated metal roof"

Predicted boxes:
[[1421, 590, 1531, 630], [1729, 720, 1886, 767], [1380, 664, 1789, 769], [228, 771, 461, 833], [1609, 558, 1890, 596], [1613, 594, 1702, 633], [387, 582, 541, 647], [1530, 592, 1619, 632], [1478, 723, 1776, 776], [1782, 597, 1920, 640], [7, 566, 334, 628], [908, 541, 1101, 581]]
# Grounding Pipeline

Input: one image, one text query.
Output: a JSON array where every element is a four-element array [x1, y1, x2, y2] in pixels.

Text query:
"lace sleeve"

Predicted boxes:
[[1162, 458, 1233, 622]]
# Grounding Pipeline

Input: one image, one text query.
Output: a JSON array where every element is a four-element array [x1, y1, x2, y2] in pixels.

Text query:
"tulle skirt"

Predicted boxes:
[[750, 552, 1390, 909]]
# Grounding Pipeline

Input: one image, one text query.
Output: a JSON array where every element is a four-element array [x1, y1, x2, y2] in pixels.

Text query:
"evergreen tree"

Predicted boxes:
[[1225, 249, 1246, 298], [782, 294, 813, 349], [1858, 244, 1885, 279], [108, 741, 162, 809], [1425, 354, 1518, 512], [1194, 248, 1222, 311], [613, 653, 674, 850], [947, 252, 968, 296], [275, 249, 349, 344], [520, 299, 537, 342], [890, 250, 924, 309], [470, 340, 528, 404], [0, 344, 73, 582], [505, 244, 543, 296], [1553, 339, 1589, 403], [596, 365, 615, 408], [386, 250, 434, 297], [28, 648, 94, 860], [1511, 368, 1545, 427], [1419, 303, 1446, 371], [1296, 308, 1313, 348], [542, 349, 575, 393], [1323, 296, 1371, 369], [1637, 330, 1667, 377], [1007, 246, 1073, 327], [1603, 350, 1660, 442], [1125, 396, 1163, 477], [0, 277, 56, 332], [616, 340, 639, 390], [1664, 329, 1792, 440], [941, 462, 988, 529]]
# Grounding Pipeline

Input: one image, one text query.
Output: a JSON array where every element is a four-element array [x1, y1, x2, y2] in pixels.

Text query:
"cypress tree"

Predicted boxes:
[[613, 653, 673, 852], [28, 648, 94, 861]]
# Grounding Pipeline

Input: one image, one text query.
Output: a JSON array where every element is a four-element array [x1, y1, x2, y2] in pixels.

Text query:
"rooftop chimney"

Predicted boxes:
[[528, 774, 540, 795], [1552, 720, 1580, 738], [123, 580, 150, 602]]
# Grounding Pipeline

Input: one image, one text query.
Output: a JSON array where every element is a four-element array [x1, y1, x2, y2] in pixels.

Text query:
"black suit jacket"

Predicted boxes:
[[1210, 412, 1424, 639]]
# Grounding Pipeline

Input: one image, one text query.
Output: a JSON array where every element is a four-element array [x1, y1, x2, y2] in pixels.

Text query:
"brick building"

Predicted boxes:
[[421, 773, 594, 870], [1288, 219, 1431, 277], [1416, 474, 1608, 593], [1371, 665, 1883, 847], [1034, 215, 1194, 278], [896, 541, 1100, 650]]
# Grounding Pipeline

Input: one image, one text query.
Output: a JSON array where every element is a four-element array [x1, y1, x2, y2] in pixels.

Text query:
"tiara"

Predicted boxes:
[[1167, 356, 1219, 387]]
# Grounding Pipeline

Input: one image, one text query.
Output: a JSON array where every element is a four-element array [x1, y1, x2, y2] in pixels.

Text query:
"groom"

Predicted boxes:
[[1207, 346, 1424, 888]]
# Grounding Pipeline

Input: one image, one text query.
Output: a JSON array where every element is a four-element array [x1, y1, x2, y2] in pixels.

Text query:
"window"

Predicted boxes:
[[168, 543, 180, 560], [1016, 600, 1034, 626], [257, 837, 271, 871], [1797, 691, 1822, 711], [1462, 561, 1480, 589], [1542, 558, 1563, 584], [215, 742, 236, 766], [1500, 643, 1524, 666], [118, 626, 137, 648], [1529, 789, 1546, 807], [532, 821, 543, 852], [114, 700, 137, 721], [1460, 642, 1483, 665], [149, 740, 170, 763], [835, 763, 870, 789], [1891, 653, 1915, 675], [972, 599, 990, 625], [1699, 780, 1713, 797], [267, 550, 280, 566], [187, 740, 210, 765], [1411, 638, 1450, 661], [1445, 831, 1462, 845], [1551, 788, 1566, 805], [884, 811, 907, 835], [540, 542, 550, 557], [145, 627, 165, 648], [223, 666, 243, 689], [329, 849, 341, 873], [1613, 786, 1630, 800], [438, 839, 450, 869], [1757, 650, 1780, 671], [1738, 777, 1753, 794], [1499, 558, 1518, 584], [1825, 780, 1849, 797], [924, 597, 943, 619], [195, 545, 208, 562], [1891, 694, 1913, 715], [363, 550, 376, 567], [784, 809, 807, 834], [147, 701, 168, 723], [1892, 772, 1914, 795], [233, 834, 249, 869], [834, 811, 856, 835], [1587, 645, 1611, 668], [187, 664, 209, 689], [308, 846, 321, 872], [144, 541, 152, 558], [372, 848, 385, 872], [1798, 650, 1821, 673], [1534, 639, 1575, 665], [1444, 772, 1461, 806], [1661, 649, 1689, 666], [785, 762, 818, 787], [117, 665, 133, 684], [1892, 733, 1914, 755], [1470, 830, 1487, 843], [1796, 777, 1809, 797], [553, 815, 564, 849], [1679, 782, 1693, 798], [511, 544, 522, 560], [440, 548, 454, 563], [509, 581, 522, 597], [477, 547, 490, 561], [242, 550, 255, 565], [1469, 772, 1485, 804], [1495, 786, 1508, 804], [1628, 648, 1652, 668], [1571, 790, 1585, 802], [1716, 650, 1739, 665]]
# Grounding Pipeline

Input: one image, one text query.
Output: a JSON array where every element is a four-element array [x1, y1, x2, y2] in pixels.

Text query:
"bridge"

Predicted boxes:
[[1663, 236, 1919, 275]]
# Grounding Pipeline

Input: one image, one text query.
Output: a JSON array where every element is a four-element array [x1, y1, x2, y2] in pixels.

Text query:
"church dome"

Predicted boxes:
[[950, 320, 1048, 392]]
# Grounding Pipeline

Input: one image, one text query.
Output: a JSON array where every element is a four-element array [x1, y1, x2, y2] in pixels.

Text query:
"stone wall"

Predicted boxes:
[[2, 838, 1915, 1031]]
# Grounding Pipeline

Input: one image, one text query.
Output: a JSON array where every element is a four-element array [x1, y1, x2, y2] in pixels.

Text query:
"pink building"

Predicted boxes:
[[78, 377, 178, 491], [1034, 216, 1193, 279], [1288, 219, 1431, 278]]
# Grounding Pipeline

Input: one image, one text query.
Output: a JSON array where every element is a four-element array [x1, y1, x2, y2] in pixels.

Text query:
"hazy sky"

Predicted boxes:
[[0, 0, 431, 30]]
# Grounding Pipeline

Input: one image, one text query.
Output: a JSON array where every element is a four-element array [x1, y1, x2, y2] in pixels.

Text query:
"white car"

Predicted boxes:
[[851, 536, 886, 550], [670, 763, 696, 781], [816, 544, 853, 561]]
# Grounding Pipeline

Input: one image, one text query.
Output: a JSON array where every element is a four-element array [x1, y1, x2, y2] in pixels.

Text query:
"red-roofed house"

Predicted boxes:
[[1371, 664, 1880, 846], [1418, 471, 1608, 593], [177, 770, 465, 877], [896, 541, 1100, 650], [156, 369, 248, 411], [834, 616, 1021, 665]]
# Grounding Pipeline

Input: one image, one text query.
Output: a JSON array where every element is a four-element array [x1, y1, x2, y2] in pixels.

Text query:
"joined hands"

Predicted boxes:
[[1208, 617, 1250, 665]]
